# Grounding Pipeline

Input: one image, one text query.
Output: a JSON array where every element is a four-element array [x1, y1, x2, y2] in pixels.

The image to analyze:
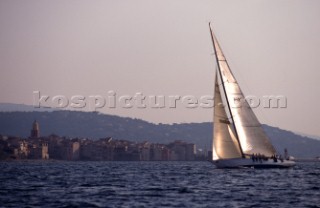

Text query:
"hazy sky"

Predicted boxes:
[[1, 0, 320, 137]]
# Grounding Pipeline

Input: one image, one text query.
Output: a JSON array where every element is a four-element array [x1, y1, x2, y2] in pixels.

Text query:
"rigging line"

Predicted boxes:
[[215, 113, 236, 123]]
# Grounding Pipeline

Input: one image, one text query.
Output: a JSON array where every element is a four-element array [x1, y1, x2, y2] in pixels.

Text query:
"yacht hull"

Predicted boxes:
[[212, 158, 295, 169]]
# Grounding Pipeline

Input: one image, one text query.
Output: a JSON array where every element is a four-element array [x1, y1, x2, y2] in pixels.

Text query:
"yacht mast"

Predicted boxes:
[[209, 23, 245, 158]]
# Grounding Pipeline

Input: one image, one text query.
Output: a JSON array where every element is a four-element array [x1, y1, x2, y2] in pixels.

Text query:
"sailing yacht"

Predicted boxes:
[[209, 23, 295, 168]]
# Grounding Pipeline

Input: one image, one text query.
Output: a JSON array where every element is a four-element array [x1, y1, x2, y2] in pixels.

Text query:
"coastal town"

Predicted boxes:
[[0, 120, 205, 161]]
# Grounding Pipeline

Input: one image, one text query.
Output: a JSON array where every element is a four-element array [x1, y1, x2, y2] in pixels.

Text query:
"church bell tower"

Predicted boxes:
[[30, 120, 40, 138]]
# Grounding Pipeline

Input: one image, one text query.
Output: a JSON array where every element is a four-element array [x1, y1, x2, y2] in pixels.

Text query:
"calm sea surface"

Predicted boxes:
[[0, 161, 319, 208]]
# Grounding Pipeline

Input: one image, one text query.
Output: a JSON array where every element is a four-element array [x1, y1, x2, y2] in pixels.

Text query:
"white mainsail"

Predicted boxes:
[[213, 73, 242, 159], [210, 25, 276, 158]]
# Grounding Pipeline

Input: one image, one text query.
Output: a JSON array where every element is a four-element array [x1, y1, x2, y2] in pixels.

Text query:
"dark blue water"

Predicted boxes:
[[0, 161, 319, 208]]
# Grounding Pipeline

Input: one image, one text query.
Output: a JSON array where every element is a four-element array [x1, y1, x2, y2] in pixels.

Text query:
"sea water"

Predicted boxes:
[[0, 161, 319, 208]]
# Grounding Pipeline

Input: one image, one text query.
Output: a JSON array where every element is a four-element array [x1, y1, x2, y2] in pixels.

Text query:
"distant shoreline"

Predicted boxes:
[[293, 158, 320, 162]]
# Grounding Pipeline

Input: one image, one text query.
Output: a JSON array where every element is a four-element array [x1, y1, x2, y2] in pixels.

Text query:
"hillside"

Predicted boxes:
[[0, 103, 56, 112], [0, 110, 319, 158]]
